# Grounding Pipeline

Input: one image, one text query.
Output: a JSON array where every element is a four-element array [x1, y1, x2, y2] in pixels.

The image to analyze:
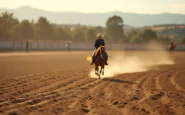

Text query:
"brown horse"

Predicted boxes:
[[168, 44, 177, 53], [94, 46, 105, 79]]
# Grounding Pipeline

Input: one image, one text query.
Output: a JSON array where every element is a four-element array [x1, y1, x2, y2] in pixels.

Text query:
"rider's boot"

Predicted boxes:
[[105, 53, 108, 65], [91, 56, 94, 65], [105, 58, 108, 65]]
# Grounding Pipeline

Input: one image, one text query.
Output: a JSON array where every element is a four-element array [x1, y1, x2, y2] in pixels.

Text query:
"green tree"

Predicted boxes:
[[125, 29, 138, 39], [138, 28, 157, 42], [131, 35, 143, 43], [72, 27, 85, 41], [55, 27, 72, 40], [85, 28, 96, 42], [0, 11, 19, 39], [95, 26, 104, 33], [106, 15, 124, 42], [157, 36, 170, 44], [181, 37, 185, 43], [11, 24, 21, 39], [122, 35, 130, 43], [35, 17, 55, 40], [20, 20, 34, 39]]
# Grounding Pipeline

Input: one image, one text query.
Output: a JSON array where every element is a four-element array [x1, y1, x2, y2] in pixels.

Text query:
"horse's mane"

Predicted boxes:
[[95, 46, 105, 56]]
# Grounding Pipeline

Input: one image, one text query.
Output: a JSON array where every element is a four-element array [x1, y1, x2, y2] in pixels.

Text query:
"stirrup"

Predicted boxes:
[[91, 62, 94, 65]]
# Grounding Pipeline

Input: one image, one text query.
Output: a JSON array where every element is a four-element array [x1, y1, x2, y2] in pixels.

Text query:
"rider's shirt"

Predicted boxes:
[[94, 39, 105, 49]]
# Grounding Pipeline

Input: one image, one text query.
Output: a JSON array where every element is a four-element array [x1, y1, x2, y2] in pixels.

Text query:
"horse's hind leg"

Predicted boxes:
[[95, 66, 97, 75], [100, 67, 104, 75], [95, 66, 99, 76]]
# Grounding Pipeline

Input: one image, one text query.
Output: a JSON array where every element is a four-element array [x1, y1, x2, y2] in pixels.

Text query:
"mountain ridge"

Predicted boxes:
[[0, 6, 185, 27]]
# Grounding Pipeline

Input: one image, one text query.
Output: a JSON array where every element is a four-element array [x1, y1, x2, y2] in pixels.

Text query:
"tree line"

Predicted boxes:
[[157, 27, 185, 42], [0, 11, 184, 44]]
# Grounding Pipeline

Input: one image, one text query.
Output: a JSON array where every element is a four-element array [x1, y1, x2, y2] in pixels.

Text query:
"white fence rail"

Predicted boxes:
[[0, 40, 185, 51]]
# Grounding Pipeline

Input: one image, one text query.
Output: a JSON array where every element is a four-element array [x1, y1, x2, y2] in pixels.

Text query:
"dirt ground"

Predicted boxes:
[[0, 51, 185, 115]]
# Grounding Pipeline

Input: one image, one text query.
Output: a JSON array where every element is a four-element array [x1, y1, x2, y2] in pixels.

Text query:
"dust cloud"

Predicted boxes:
[[89, 41, 175, 78]]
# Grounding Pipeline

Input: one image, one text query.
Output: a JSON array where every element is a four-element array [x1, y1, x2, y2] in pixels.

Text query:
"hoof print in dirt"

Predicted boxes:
[[150, 96, 157, 100], [9, 112, 18, 115], [81, 104, 88, 108], [150, 92, 164, 100], [53, 99, 58, 102], [88, 97, 93, 100], [141, 108, 150, 113], [112, 101, 119, 105], [81, 108, 89, 113], [117, 102, 128, 108], [132, 96, 139, 100], [123, 102, 128, 105], [12, 98, 25, 103], [141, 108, 146, 112]]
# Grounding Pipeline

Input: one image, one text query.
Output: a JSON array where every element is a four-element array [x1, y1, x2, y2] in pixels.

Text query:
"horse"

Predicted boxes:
[[94, 46, 105, 79], [168, 44, 176, 53]]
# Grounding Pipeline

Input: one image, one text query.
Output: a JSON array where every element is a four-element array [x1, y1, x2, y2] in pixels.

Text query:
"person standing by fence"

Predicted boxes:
[[26, 40, 29, 52], [65, 42, 70, 51]]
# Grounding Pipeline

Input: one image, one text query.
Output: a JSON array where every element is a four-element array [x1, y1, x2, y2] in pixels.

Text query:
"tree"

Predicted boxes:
[[0, 11, 19, 39], [85, 28, 96, 42], [11, 24, 21, 39], [106, 15, 124, 42], [55, 27, 72, 40], [131, 35, 143, 43], [20, 20, 34, 39], [125, 29, 138, 38], [95, 26, 104, 33], [181, 37, 185, 43], [138, 28, 157, 42], [35, 17, 55, 40], [157, 36, 170, 44], [72, 27, 85, 41]]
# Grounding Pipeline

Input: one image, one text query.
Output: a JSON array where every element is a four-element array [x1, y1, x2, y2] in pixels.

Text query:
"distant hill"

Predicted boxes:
[[146, 24, 185, 31], [0, 6, 185, 27], [144, 24, 185, 40]]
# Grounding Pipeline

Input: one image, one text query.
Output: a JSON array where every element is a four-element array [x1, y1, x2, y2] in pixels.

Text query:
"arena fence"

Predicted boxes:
[[0, 40, 185, 51]]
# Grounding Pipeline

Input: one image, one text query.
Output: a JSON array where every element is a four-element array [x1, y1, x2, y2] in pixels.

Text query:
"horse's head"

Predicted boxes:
[[99, 46, 105, 59]]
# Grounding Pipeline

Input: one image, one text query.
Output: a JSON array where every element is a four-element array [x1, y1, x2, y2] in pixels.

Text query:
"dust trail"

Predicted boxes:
[[89, 41, 175, 78]]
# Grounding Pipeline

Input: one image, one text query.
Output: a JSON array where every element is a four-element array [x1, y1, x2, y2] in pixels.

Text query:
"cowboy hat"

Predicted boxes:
[[96, 33, 104, 38]]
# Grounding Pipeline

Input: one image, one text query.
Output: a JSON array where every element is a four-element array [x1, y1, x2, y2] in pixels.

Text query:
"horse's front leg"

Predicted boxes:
[[95, 66, 97, 75], [95, 66, 99, 75], [102, 68, 104, 75], [100, 67, 102, 75], [95, 67, 96, 75]]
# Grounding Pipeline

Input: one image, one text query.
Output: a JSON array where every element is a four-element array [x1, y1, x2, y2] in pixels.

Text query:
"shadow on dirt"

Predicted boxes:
[[103, 78, 136, 84]]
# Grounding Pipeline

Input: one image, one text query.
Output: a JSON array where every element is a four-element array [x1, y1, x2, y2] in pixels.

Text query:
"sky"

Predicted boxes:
[[0, 0, 185, 14]]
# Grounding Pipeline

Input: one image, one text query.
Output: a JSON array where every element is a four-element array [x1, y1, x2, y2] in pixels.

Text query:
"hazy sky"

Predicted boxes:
[[0, 0, 185, 14]]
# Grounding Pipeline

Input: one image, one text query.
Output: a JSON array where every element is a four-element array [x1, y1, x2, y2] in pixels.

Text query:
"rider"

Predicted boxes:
[[91, 33, 108, 65]]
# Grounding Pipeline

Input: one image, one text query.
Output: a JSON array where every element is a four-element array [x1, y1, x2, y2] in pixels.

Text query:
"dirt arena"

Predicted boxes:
[[0, 51, 185, 115]]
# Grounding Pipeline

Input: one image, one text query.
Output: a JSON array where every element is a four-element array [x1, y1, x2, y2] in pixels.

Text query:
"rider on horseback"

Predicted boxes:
[[91, 33, 108, 65]]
